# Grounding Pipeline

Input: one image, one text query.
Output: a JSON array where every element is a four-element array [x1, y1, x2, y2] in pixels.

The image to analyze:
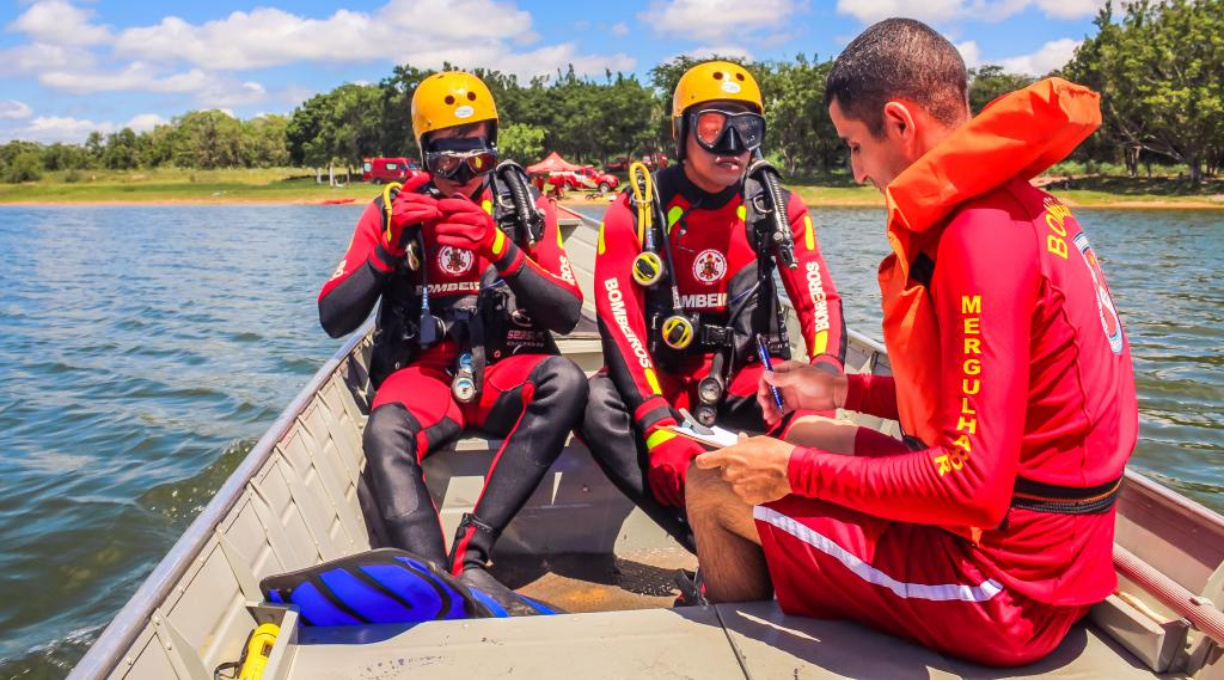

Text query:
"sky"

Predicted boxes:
[[0, 0, 1107, 143]]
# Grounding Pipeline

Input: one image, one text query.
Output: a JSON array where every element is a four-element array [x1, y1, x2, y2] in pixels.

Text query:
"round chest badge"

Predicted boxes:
[[453, 105, 475, 119], [693, 249, 727, 284], [720, 80, 742, 94], [438, 246, 474, 277]]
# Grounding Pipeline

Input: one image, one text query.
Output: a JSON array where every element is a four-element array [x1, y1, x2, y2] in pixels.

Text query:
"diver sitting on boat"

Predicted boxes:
[[317, 70, 587, 614], [686, 19, 1139, 666], [578, 61, 846, 549]]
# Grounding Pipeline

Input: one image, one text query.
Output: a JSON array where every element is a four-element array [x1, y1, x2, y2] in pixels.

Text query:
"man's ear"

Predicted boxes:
[[882, 101, 917, 147]]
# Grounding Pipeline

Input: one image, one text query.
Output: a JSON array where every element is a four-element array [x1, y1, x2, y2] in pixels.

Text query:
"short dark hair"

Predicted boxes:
[[825, 18, 969, 136]]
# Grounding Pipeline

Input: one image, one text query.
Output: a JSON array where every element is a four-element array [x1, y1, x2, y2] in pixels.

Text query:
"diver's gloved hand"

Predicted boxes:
[[647, 434, 704, 508], [386, 191, 441, 256], [435, 196, 499, 259]]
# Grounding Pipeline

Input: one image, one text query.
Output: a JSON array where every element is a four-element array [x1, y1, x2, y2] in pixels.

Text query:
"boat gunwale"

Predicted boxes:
[[67, 317, 377, 680]]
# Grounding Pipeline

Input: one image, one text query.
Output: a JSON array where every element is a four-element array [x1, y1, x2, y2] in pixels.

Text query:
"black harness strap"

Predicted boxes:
[[1010, 475, 1124, 514]]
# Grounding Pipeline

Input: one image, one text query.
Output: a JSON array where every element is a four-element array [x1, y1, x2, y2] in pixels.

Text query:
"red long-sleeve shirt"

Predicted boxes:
[[790, 179, 1137, 606], [596, 165, 845, 437]]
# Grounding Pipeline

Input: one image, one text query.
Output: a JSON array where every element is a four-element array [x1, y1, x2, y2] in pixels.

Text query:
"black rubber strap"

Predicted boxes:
[[1010, 475, 1124, 515]]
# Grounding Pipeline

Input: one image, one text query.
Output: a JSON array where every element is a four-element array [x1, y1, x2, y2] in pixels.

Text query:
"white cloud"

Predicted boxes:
[[611, 22, 630, 37], [39, 63, 214, 94], [639, 0, 800, 43], [198, 81, 268, 108], [683, 45, 755, 61], [17, 116, 112, 143], [1031, 0, 1109, 19], [8, 0, 112, 47], [998, 37, 1079, 74], [124, 113, 167, 132], [108, 0, 626, 78], [0, 43, 95, 77], [957, 40, 982, 68], [0, 100, 34, 119], [35, 62, 271, 107], [835, 0, 1106, 25], [2, 111, 171, 143]]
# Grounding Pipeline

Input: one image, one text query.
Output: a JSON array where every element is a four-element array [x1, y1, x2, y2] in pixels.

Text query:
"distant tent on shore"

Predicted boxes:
[[527, 152, 583, 175]]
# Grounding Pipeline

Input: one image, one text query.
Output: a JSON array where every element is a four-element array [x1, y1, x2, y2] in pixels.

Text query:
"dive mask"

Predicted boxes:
[[689, 109, 766, 156], [424, 136, 498, 184]]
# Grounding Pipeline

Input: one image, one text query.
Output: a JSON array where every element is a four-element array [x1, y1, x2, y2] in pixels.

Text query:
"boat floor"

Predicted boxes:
[[279, 545, 1170, 680], [490, 548, 698, 612], [288, 601, 1165, 680]]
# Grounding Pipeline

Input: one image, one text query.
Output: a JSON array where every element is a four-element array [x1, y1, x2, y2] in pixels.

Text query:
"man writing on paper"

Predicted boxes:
[[685, 19, 1138, 666]]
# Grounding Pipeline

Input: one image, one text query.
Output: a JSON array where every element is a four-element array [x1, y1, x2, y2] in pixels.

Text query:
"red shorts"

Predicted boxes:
[[755, 429, 1088, 667]]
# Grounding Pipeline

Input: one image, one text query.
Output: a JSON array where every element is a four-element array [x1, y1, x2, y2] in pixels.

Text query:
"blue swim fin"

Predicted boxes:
[[259, 548, 559, 626]]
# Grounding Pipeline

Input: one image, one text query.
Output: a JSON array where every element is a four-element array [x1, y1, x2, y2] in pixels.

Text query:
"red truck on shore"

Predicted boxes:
[[362, 157, 421, 184], [544, 166, 620, 195], [606, 153, 669, 172]]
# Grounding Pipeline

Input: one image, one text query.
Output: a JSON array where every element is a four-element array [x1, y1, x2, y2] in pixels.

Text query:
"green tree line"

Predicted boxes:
[[0, 111, 290, 183], [2, 0, 1220, 185]]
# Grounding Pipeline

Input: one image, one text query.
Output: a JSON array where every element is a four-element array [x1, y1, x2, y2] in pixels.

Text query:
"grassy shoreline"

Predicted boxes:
[[0, 167, 1220, 209]]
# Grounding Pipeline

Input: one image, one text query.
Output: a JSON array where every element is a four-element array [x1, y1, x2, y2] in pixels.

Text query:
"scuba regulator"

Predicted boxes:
[[745, 154, 798, 270], [493, 161, 544, 247], [629, 162, 695, 351]]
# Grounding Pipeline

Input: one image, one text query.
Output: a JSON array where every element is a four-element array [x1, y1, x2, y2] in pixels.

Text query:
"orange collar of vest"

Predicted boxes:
[[882, 78, 1101, 269]]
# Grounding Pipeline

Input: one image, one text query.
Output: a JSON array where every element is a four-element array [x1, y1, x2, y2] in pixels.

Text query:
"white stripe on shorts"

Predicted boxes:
[[754, 505, 1004, 603]]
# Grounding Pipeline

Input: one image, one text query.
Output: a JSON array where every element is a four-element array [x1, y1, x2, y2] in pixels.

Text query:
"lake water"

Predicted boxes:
[[0, 203, 1220, 678]]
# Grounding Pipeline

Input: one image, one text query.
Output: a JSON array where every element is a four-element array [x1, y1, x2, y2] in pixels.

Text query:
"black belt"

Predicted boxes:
[[1010, 475, 1124, 515]]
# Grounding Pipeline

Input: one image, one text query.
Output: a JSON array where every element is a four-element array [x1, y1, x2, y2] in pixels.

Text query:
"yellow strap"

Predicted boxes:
[[382, 182, 403, 245], [646, 428, 676, 451], [628, 162, 653, 248]]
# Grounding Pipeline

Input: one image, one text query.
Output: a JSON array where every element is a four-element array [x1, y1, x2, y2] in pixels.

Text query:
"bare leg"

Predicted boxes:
[[685, 465, 772, 603], [784, 414, 860, 454], [688, 415, 881, 603]]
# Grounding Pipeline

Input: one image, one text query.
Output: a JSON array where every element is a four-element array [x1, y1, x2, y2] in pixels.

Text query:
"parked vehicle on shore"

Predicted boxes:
[[553, 166, 619, 193], [606, 153, 669, 172], [361, 157, 421, 184]]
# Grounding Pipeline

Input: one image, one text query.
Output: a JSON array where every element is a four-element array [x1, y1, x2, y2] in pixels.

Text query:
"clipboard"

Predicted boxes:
[[667, 409, 740, 449]]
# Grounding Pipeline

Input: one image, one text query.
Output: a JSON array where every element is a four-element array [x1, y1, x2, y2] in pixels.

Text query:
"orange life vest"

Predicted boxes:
[[880, 78, 1102, 447]]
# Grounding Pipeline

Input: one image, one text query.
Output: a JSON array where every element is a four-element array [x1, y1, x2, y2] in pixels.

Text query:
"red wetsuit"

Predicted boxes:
[[580, 165, 844, 540], [318, 177, 586, 574], [756, 80, 1137, 666]]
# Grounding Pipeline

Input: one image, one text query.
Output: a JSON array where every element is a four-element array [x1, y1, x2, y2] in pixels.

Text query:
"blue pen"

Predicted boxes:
[[756, 334, 786, 412]]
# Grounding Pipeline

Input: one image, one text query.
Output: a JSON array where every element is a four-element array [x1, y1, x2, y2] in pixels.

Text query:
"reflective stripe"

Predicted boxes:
[[646, 429, 676, 450], [668, 206, 685, 232], [803, 214, 815, 251], [491, 229, 506, 257], [597, 222, 607, 255], [645, 367, 662, 395], [812, 329, 828, 356], [753, 505, 1004, 603]]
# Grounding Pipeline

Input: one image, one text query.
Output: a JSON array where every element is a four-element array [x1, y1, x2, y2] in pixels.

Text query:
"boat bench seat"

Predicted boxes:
[[286, 600, 1160, 679]]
